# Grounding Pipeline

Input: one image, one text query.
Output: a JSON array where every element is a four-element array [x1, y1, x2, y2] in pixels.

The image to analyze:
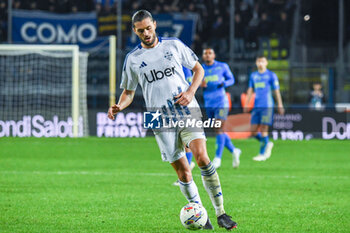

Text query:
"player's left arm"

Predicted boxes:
[[175, 62, 204, 106], [220, 63, 235, 88], [271, 72, 285, 115]]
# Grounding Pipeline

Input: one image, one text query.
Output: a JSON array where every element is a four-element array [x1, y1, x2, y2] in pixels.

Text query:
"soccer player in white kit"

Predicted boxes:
[[108, 10, 237, 230]]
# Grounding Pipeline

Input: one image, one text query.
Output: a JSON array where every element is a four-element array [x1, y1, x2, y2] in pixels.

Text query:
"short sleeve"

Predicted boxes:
[[270, 72, 280, 90], [120, 56, 138, 90], [175, 39, 198, 70]]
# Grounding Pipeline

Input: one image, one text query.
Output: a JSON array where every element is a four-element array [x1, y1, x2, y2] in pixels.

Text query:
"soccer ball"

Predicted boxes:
[[179, 202, 208, 230]]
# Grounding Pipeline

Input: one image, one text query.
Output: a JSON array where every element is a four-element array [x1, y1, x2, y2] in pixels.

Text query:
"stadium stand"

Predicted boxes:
[[0, 0, 295, 61], [0, 0, 310, 108]]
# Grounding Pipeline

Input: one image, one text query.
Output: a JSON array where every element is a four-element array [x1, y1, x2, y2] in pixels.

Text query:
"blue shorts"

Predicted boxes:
[[206, 107, 229, 120], [251, 108, 274, 126]]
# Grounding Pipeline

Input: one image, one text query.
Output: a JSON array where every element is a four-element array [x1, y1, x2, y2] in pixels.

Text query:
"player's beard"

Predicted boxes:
[[204, 59, 212, 65], [142, 33, 157, 47]]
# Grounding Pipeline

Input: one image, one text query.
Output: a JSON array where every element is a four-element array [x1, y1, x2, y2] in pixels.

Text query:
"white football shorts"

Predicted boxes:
[[153, 127, 206, 163]]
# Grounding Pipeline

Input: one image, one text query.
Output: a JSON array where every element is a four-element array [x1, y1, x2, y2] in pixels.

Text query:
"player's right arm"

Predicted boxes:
[[175, 61, 204, 106], [243, 73, 255, 113], [108, 52, 138, 120], [243, 87, 254, 113], [174, 39, 204, 106], [108, 89, 135, 120]]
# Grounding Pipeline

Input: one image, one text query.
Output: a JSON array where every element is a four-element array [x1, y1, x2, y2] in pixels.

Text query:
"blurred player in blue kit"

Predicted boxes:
[[180, 49, 241, 170], [201, 48, 241, 169], [244, 55, 285, 161]]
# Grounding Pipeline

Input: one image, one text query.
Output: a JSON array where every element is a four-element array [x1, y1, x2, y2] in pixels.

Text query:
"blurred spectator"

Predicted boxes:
[[192, 33, 203, 57], [309, 82, 325, 110], [46, 0, 55, 12], [237, 0, 252, 26], [234, 14, 245, 58], [28, 1, 37, 10], [130, 1, 141, 13], [274, 11, 290, 57], [246, 3, 262, 43], [243, 0, 255, 8], [95, 0, 115, 13], [273, 11, 290, 37], [284, 0, 296, 14], [71, 0, 94, 12], [257, 12, 272, 56], [153, 3, 162, 14], [0, 0, 6, 20], [268, 0, 285, 19], [12, 0, 20, 9], [186, 3, 196, 13], [210, 16, 228, 58], [258, 12, 272, 36], [55, 0, 69, 13]]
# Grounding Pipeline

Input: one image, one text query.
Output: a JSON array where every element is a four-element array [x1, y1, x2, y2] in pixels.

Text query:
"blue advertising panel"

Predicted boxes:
[[12, 10, 106, 49]]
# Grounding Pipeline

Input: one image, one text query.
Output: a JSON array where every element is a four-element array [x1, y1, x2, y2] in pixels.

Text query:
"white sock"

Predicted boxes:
[[200, 162, 225, 216], [178, 179, 202, 205]]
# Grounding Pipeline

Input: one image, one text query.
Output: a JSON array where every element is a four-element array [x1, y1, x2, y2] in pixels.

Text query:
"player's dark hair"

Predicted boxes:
[[203, 47, 215, 52], [132, 10, 154, 28], [256, 54, 267, 60]]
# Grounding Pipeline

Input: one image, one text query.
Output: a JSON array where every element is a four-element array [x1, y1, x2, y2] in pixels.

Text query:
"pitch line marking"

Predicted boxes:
[[0, 171, 348, 180]]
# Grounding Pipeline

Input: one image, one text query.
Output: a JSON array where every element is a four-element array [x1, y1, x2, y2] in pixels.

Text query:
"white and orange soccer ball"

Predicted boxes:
[[179, 202, 208, 230]]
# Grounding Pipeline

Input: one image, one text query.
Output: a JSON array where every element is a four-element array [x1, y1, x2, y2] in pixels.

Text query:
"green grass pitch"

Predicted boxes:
[[0, 137, 349, 233]]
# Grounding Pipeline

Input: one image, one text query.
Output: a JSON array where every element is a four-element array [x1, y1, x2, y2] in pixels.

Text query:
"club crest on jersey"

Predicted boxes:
[[164, 51, 173, 61]]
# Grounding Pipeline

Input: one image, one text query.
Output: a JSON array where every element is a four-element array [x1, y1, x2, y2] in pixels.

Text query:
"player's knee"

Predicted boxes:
[[179, 170, 192, 183], [193, 146, 206, 158], [195, 151, 210, 167], [189, 139, 210, 166]]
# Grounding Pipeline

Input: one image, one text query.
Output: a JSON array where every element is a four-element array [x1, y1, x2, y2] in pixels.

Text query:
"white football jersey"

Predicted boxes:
[[120, 37, 200, 110]]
